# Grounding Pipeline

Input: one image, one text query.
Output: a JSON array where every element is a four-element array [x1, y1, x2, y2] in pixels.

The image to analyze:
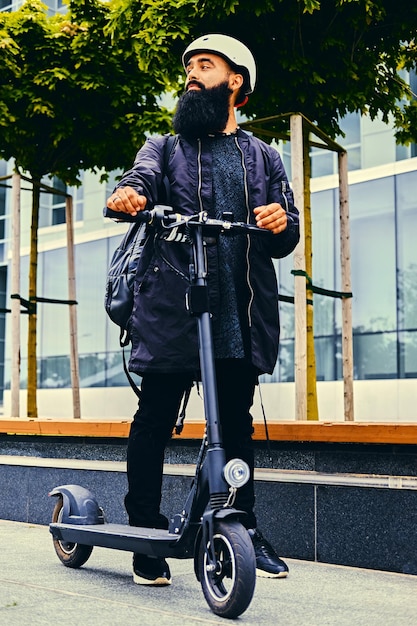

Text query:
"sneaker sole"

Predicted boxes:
[[133, 572, 172, 586], [256, 568, 289, 579]]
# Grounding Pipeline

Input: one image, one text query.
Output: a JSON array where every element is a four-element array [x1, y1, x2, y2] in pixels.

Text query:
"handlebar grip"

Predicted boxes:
[[103, 206, 172, 224], [103, 206, 141, 222]]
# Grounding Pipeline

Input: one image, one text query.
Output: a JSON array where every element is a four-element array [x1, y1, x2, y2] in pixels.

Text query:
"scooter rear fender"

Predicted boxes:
[[49, 484, 105, 525]]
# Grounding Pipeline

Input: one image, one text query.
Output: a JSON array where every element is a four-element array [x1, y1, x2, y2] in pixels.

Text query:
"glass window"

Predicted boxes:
[[39, 248, 70, 358], [276, 254, 296, 340], [39, 355, 70, 388], [337, 113, 361, 145], [76, 239, 108, 354], [311, 189, 337, 336], [344, 146, 361, 171], [31, 235, 131, 389], [396, 171, 417, 331], [396, 143, 412, 161], [400, 331, 417, 378], [309, 112, 362, 176], [104, 351, 136, 387], [0, 160, 7, 213], [353, 332, 397, 379], [39, 175, 84, 227], [315, 337, 340, 381], [349, 177, 397, 333], [0, 161, 7, 264], [51, 177, 67, 225], [276, 338, 295, 383], [36, 239, 112, 387], [79, 352, 107, 387], [311, 150, 335, 178], [14, 255, 29, 362]]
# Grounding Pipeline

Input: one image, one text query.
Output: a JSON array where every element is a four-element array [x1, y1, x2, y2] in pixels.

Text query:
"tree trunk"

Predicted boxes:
[[303, 132, 319, 420], [27, 177, 40, 417]]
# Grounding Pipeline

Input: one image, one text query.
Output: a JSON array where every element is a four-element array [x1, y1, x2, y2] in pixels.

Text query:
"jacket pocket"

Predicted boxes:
[[129, 252, 199, 371]]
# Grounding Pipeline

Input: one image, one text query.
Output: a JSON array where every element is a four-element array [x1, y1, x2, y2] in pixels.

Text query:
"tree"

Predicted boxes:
[[0, 0, 173, 416]]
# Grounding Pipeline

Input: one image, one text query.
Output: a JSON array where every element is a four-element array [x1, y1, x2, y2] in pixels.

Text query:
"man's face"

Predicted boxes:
[[185, 53, 235, 93], [172, 52, 241, 140]]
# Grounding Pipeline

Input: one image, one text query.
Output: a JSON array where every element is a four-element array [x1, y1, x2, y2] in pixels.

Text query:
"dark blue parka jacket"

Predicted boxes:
[[115, 129, 300, 376]]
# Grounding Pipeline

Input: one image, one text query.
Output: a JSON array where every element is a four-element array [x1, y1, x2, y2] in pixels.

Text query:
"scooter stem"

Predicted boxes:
[[191, 223, 228, 499]]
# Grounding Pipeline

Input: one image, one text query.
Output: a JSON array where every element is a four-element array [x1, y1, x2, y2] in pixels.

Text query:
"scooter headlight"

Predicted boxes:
[[223, 459, 250, 488]]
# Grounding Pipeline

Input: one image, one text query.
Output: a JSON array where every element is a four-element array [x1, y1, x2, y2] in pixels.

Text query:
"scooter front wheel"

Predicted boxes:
[[197, 519, 256, 619], [51, 497, 93, 568]]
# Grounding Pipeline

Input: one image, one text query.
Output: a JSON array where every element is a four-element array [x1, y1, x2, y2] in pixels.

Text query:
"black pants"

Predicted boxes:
[[125, 359, 258, 530]]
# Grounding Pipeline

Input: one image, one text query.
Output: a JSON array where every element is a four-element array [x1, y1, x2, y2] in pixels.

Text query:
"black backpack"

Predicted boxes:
[[104, 219, 149, 337]]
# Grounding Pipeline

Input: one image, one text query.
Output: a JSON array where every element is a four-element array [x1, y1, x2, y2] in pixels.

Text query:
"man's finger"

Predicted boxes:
[[107, 187, 147, 215]]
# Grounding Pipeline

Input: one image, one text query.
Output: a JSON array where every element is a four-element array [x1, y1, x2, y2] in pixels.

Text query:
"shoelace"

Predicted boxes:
[[252, 532, 277, 558]]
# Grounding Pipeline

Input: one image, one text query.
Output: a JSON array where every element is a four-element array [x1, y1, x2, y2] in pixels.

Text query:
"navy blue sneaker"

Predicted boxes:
[[248, 528, 289, 578], [133, 553, 171, 586]]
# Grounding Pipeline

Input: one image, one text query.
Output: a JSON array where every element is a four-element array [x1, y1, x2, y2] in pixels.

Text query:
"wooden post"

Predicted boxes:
[[338, 151, 354, 420], [10, 173, 21, 417], [65, 195, 81, 419], [290, 114, 307, 420]]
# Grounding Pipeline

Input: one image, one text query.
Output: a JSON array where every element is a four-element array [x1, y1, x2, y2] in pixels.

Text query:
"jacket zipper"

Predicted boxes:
[[152, 141, 204, 283], [281, 180, 289, 212], [155, 238, 189, 281], [197, 139, 204, 212], [234, 136, 254, 328]]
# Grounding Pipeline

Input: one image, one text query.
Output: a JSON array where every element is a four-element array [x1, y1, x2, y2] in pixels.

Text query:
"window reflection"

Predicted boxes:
[[396, 171, 417, 331], [400, 331, 417, 378], [350, 177, 396, 333]]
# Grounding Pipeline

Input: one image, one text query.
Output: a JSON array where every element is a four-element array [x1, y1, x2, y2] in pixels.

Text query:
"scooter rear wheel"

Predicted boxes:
[[197, 519, 256, 618], [51, 497, 93, 568]]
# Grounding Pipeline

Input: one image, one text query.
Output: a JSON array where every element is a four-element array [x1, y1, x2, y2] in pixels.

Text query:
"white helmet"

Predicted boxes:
[[182, 34, 256, 96]]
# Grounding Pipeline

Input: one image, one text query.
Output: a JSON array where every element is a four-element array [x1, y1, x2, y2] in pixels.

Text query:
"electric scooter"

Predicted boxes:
[[49, 207, 267, 619]]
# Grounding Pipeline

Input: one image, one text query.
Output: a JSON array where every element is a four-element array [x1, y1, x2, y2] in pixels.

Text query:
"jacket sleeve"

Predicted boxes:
[[264, 147, 300, 259], [114, 134, 169, 207]]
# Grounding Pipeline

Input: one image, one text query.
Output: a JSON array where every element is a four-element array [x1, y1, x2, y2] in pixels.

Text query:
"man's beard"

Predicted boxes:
[[172, 81, 232, 141]]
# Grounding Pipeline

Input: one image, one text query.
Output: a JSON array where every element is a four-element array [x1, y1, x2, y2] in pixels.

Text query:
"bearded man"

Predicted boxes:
[[106, 34, 300, 586]]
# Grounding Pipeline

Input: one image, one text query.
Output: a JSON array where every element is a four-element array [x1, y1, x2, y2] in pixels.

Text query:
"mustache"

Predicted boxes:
[[186, 80, 205, 91]]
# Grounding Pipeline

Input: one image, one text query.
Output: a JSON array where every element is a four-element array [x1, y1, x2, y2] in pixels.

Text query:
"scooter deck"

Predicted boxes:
[[50, 522, 186, 557]]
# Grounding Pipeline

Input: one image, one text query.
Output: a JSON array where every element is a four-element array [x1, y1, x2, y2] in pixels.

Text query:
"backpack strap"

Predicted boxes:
[[160, 134, 179, 205], [122, 341, 141, 399]]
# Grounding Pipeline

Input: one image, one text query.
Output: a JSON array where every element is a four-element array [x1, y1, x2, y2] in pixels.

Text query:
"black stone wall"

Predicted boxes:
[[1, 435, 416, 574]]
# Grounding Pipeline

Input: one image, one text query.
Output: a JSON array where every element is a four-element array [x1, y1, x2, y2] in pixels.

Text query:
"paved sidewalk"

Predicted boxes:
[[1, 519, 416, 625]]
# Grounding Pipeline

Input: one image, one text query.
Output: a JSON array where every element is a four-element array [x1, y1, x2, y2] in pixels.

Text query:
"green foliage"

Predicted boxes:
[[177, 0, 417, 141], [0, 0, 173, 184], [1, 0, 417, 187], [106, 0, 201, 90], [114, 0, 417, 142]]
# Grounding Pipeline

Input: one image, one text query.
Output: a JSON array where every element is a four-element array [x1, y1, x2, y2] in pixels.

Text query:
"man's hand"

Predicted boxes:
[[107, 186, 147, 217], [254, 203, 287, 234]]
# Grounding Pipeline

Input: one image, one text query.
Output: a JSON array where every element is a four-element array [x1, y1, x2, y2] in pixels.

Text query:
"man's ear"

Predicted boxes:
[[229, 73, 244, 106], [229, 72, 244, 92]]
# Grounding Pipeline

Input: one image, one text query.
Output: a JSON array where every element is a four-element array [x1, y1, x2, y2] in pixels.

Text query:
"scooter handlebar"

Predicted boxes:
[[103, 204, 174, 224], [104, 204, 270, 236]]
